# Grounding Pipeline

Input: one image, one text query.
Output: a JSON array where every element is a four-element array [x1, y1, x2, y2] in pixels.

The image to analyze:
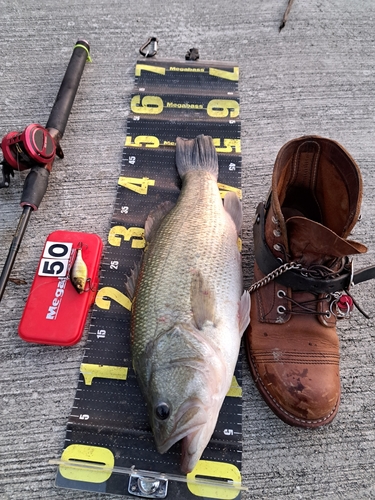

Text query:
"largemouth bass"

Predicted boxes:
[[129, 134, 250, 473]]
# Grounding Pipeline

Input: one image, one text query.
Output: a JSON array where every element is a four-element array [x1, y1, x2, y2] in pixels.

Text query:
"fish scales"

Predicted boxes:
[[130, 134, 250, 473], [132, 170, 241, 346]]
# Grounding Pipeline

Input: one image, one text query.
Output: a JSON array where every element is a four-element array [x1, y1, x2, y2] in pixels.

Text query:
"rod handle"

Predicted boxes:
[[46, 40, 91, 137]]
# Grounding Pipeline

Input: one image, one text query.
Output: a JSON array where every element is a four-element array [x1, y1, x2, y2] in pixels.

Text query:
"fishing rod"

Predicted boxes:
[[0, 40, 91, 302]]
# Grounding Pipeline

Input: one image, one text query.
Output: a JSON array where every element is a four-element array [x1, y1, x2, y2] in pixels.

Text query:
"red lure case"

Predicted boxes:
[[18, 230, 103, 345]]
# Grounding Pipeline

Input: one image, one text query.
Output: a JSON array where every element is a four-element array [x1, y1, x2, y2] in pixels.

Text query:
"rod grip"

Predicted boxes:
[[20, 166, 50, 210], [45, 40, 90, 137]]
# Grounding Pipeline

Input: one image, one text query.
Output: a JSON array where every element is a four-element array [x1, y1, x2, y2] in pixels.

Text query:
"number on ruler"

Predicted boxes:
[[96, 330, 106, 339], [118, 176, 155, 195], [131, 95, 163, 114], [208, 66, 239, 81], [80, 363, 128, 385], [213, 138, 241, 153], [135, 64, 166, 76], [187, 460, 242, 499], [207, 99, 239, 118], [59, 445, 114, 483], [108, 225, 145, 248], [217, 183, 242, 200], [95, 287, 132, 311], [125, 135, 160, 148]]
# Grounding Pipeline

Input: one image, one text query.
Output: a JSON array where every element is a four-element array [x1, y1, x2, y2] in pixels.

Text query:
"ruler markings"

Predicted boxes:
[[57, 57, 243, 499]]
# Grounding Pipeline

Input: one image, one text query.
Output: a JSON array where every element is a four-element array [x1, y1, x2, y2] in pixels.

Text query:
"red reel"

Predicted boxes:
[[1, 124, 56, 171]]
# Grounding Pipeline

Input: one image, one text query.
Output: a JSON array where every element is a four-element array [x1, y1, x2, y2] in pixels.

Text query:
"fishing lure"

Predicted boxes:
[[70, 243, 88, 293]]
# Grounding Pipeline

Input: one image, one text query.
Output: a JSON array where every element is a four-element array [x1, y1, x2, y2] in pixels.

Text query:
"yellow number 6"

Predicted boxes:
[[207, 99, 239, 118], [131, 95, 164, 114]]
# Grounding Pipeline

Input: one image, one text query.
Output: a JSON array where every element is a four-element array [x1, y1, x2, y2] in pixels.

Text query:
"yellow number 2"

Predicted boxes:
[[95, 287, 132, 311]]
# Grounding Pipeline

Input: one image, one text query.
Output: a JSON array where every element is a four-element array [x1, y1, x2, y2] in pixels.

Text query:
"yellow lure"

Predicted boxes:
[[70, 246, 88, 294]]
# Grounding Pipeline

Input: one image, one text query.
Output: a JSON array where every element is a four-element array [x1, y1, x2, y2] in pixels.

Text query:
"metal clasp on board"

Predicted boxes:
[[128, 472, 168, 498], [139, 37, 158, 57]]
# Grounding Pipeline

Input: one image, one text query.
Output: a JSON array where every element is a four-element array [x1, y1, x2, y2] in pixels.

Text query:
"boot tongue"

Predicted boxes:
[[286, 216, 367, 266]]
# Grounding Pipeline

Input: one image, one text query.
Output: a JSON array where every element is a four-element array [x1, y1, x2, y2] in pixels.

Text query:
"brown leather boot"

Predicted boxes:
[[246, 136, 368, 428]]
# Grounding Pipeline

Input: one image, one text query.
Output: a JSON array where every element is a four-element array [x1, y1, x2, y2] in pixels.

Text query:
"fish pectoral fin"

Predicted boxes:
[[125, 261, 140, 300], [190, 271, 216, 330], [238, 290, 251, 336], [144, 201, 175, 242], [224, 191, 243, 234]]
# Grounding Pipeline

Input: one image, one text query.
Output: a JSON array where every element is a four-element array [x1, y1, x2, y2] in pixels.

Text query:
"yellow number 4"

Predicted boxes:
[[118, 176, 155, 195]]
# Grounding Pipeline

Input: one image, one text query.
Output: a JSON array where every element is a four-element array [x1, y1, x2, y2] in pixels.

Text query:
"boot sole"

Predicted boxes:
[[245, 334, 340, 429]]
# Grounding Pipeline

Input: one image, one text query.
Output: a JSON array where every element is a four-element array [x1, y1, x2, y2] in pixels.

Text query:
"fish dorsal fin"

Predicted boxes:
[[125, 261, 140, 300], [238, 290, 251, 336], [144, 201, 175, 242], [190, 271, 216, 330], [224, 192, 243, 234]]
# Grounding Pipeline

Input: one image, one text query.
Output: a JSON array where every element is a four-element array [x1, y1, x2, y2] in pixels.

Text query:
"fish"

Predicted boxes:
[[70, 245, 88, 293], [128, 134, 250, 474]]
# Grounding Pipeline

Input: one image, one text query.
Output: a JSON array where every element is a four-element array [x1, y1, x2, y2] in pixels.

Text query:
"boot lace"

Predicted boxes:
[[248, 260, 369, 319]]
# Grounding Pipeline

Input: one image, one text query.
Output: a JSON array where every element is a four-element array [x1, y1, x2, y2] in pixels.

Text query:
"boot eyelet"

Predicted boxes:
[[273, 229, 281, 237], [272, 216, 279, 224], [255, 214, 260, 224], [277, 290, 286, 298], [325, 311, 331, 318], [277, 305, 286, 314], [273, 244, 282, 252]]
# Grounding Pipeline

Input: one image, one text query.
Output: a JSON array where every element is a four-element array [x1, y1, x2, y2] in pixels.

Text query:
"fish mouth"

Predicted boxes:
[[180, 428, 206, 474], [155, 399, 207, 455]]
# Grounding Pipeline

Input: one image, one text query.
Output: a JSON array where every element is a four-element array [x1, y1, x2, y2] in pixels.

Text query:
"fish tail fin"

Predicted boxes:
[[176, 135, 218, 179]]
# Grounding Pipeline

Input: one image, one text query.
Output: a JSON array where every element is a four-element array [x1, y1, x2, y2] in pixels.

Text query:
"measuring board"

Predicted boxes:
[[55, 56, 244, 499]]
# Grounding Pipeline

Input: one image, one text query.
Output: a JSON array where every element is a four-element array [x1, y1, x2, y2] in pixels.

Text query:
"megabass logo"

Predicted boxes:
[[46, 278, 68, 320]]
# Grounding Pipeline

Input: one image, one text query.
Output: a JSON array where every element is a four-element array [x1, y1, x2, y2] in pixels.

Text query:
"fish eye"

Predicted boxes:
[[155, 402, 170, 420]]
